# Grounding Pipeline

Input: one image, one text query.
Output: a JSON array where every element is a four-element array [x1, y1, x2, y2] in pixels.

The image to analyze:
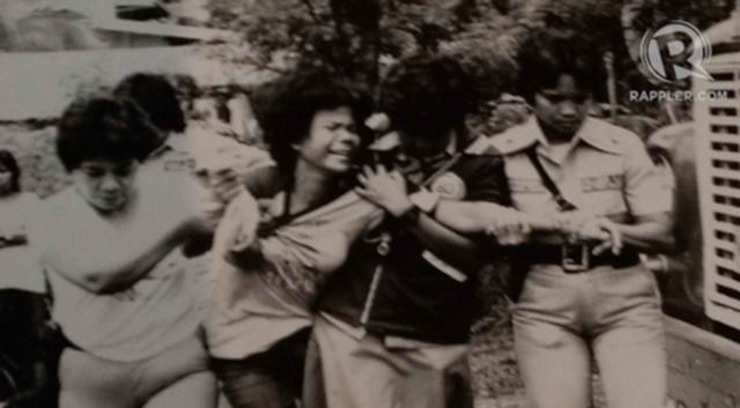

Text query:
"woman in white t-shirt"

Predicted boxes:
[[37, 96, 219, 408]]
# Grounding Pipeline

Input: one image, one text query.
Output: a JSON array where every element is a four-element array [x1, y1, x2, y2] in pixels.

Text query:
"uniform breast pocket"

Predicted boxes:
[[580, 174, 627, 215], [509, 178, 552, 214]]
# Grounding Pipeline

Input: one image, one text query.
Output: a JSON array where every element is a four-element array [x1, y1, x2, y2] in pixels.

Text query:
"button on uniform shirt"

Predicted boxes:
[[489, 115, 673, 245]]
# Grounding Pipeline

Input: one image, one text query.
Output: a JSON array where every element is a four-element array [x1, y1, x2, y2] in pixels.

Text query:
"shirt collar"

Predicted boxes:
[[145, 131, 191, 161], [517, 115, 621, 155]]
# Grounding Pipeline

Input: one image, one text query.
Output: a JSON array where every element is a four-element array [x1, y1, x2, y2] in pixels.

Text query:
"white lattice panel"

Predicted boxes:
[[695, 53, 740, 330]]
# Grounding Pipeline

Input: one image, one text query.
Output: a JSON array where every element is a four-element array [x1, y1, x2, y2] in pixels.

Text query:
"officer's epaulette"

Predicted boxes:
[[487, 123, 538, 155], [579, 118, 642, 155], [464, 135, 503, 156]]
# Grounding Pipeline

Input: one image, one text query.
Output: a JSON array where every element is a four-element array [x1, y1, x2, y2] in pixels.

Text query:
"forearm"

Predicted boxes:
[[434, 201, 500, 233], [46, 217, 188, 294], [613, 217, 675, 254], [403, 211, 484, 271], [435, 201, 555, 233], [553, 212, 675, 255], [92, 227, 186, 294]]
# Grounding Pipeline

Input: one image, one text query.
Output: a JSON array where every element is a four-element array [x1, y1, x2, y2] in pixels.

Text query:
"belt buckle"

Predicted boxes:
[[561, 244, 590, 273]]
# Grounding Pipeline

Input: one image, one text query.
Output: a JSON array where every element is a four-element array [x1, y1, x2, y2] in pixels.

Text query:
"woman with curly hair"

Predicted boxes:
[[204, 72, 380, 408]]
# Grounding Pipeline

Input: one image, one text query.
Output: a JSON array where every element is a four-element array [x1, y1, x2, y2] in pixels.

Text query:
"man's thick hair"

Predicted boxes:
[[56, 96, 160, 171], [379, 53, 474, 138], [113, 73, 187, 133], [259, 71, 373, 177], [0, 150, 21, 193], [517, 32, 606, 103]]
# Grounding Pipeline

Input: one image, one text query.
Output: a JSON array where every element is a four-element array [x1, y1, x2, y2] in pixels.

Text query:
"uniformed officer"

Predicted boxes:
[[435, 33, 674, 408], [113, 73, 276, 257], [113, 73, 275, 206]]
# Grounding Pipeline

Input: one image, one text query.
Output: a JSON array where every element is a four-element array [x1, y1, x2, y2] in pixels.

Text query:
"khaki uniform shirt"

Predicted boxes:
[[489, 116, 672, 231]]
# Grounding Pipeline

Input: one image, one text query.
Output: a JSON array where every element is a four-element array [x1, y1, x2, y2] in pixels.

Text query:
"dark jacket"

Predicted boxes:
[[317, 134, 511, 344]]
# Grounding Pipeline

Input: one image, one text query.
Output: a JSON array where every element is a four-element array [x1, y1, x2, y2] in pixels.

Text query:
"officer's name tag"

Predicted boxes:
[[164, 158, 196, 172], [421, 250, 468, 282], [581, 174, 623, 192]]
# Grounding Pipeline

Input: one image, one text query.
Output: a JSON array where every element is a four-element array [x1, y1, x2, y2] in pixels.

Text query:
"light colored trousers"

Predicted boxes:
[[303, 315, 473, 408], [512, 263, 666, 408], [58, 335, 217, 408]]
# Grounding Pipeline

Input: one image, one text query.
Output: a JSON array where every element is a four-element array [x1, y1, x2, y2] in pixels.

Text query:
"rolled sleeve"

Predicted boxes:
[[464, 155, 512, 206], [624, 141, 673, 216]]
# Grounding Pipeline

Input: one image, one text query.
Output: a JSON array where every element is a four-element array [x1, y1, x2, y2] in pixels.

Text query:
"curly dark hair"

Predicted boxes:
[[0, 150, 21, 193], [258, 71, 373, 177], [113, 73, 187, 134], [516, 32, 606, 103], [56, 96, 161, 171], [379, 53, 474, 139]]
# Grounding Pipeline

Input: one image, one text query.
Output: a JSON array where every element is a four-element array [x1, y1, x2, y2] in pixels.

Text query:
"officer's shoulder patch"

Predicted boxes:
[[430, 172, 467, 200]]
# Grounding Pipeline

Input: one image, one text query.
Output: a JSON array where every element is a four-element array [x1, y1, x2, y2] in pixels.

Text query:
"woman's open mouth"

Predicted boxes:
[[329, 149, 354, 159]]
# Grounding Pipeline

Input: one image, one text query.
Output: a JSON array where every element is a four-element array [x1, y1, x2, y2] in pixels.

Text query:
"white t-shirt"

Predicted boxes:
[[35, 189, 203, 362]]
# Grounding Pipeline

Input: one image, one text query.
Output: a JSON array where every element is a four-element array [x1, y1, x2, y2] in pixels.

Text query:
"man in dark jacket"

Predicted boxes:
[[303, 54, 511, 408]]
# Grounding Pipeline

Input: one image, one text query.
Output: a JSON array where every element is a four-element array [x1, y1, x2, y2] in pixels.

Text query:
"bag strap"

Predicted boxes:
[[413, 134, 485, 189], [525, 146, 577, 212]]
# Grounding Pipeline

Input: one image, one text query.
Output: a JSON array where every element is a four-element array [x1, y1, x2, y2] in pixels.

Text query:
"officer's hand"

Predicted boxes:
[[219, 191, 260, 253], [209, 167, 243, 203], [558, 213, 623, 255], [587, 218, 623, 256], [356, 165, 414, 217], [185, 208, 220, 236], [485, 209, 532, 245], [553, 211, 601, 244], [184, 184, 224, 236]]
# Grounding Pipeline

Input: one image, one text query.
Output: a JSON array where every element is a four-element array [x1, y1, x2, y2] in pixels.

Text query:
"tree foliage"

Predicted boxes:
[[208, 0, 735, 122]]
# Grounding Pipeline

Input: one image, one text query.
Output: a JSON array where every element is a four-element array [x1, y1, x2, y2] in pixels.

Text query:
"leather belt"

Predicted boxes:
[[515, 244, 641, 273]]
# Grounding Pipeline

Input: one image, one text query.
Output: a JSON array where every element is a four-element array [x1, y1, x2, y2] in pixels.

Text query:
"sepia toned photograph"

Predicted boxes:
[[0, 1, 738, 407]]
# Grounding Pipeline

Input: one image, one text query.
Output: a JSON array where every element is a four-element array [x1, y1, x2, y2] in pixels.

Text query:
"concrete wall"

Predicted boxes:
[[0, 45, 273, 120]]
